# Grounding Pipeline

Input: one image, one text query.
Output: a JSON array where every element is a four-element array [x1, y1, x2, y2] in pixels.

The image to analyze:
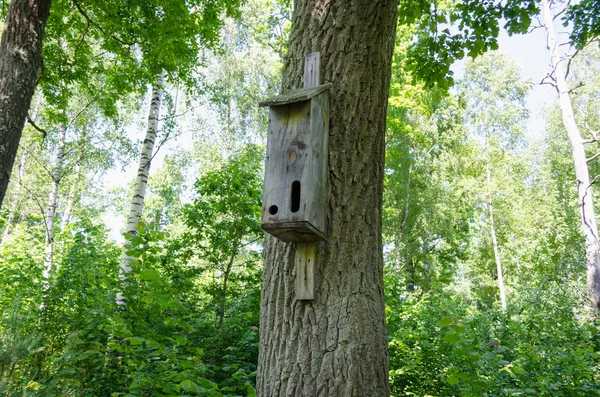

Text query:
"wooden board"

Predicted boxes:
[[295, 241, 316, 300], [259, 84, 332, 107], [304, 52, 320, 88], [262, 221, 327, 242]]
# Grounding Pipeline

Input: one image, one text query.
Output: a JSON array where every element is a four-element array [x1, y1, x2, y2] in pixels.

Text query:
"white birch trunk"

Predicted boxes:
[[487, 160, 507, 311], [543, 0, 600, 312], [42, 124, 67, 286], [60, 156, 82, 230], [117, 73, 164, 306], [60, 181, 76, 230]]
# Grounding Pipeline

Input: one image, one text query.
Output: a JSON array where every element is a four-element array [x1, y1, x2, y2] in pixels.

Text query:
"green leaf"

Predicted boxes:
[[444, 332, 461, 343], [447, 375, 459, 385], [438, 317, 453, 327], [139, 269, 161, 281]]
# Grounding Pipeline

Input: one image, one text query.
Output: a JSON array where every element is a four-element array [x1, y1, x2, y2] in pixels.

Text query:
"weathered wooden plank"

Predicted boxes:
[[258, 83, 332, 107], [295, 241, 316, 300], [262, 221, 327, 242], [304, 52, 320, 89], [261, 91, 329, 241]]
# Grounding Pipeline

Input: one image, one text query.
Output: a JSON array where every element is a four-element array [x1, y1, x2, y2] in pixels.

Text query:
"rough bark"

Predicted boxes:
[[42, 124, 66, 285], [543, 0, 600, 312], [256, 1, 399, 396], [117, 74, 164, 306], [0, 0, 52, 209]]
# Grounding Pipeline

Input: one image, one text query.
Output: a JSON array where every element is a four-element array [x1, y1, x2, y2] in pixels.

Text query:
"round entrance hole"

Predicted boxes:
[[268, 205, 278, 215]]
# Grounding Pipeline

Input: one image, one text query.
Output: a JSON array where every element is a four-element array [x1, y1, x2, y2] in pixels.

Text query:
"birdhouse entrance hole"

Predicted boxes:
[[291, 181, 301, 213]]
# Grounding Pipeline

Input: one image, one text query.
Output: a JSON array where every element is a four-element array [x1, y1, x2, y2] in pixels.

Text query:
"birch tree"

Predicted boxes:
[[542, 0, 600, 312], [118, 74, 164, 305], [41, 124, 66, 286], [459, 52, 529, 311]]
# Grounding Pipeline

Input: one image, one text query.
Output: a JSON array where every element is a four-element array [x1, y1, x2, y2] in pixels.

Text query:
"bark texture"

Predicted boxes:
[[117, 74, 164, 305], [543, 0, 600, 312], [256, 1, 399, 395], [0, 0, 51, 208]]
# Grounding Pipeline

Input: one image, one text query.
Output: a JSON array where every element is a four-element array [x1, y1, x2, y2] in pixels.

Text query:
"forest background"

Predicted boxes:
[[0, 0, 599, 395]]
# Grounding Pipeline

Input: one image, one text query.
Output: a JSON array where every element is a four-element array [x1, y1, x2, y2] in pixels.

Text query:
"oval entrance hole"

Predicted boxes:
[[291, 181, 301, 213], [268, 205, 278, 215]]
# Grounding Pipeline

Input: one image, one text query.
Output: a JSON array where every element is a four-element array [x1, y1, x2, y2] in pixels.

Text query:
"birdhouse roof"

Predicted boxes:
[[259, 83, 332, 107]]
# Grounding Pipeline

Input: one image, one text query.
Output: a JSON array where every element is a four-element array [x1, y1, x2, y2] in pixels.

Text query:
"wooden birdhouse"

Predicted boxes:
[[259, 54, 331, 243]]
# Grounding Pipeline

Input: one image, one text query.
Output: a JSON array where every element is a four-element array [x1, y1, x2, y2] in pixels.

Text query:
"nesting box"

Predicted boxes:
[[259, 83, 331, 242]]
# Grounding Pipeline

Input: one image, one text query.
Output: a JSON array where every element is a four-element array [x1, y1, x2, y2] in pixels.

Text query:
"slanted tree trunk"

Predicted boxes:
[[256, 1, 399, 395], [0, 0, 52, 208], [42, 124, 66, 286], [117, 73, 164, 306], [543, 0, 600, 312]]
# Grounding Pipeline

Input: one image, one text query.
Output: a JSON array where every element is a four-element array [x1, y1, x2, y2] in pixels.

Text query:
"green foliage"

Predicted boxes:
[[398, 0, 600, 88], [567, 0, 600, 48], [387, 283, 600, 397], [38, 0, 245, 123], [183, 146, 262, 262]]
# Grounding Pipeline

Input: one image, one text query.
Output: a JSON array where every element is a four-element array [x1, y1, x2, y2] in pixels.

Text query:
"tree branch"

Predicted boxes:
[[587, 152, 600, 163], [70, 0, 136, 47], [26, 114, 48, 140]]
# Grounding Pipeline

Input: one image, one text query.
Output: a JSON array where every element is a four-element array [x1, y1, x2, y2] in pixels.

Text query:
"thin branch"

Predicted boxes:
[[527, 25, 544, 34], [568, 81, 584, 94], [16, 179, 49, 237], [71, 0, 136, 47], [18, 145, 53, 177], [539, 73, 558, 89], [67, 100, 94, 128], [158, 103, 204, 122], [26, 114, 49, 139], [552, 0, 570, 20], [565, 47, 580, 79], [587, 152, 600, 163], [146, 128, 184, 167]]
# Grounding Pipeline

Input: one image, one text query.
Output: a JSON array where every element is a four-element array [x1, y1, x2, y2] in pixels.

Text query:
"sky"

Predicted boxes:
[[100, 12, 567, 243]]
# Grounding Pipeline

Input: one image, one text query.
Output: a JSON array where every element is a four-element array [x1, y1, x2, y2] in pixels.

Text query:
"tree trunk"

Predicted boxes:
[[60, 178, 76, 230], [42, 124, 66, 286], [60, 153, 82, 230], [217, 247, 237, 329], [0, 0, 52, 209], [543, 0, 600, 312], [117, 73, 164, 306], [486, 161, 507, 311], [256, 1, 399, 395]]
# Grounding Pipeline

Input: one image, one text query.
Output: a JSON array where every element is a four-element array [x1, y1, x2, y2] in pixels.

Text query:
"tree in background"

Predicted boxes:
[[459, 52, 530, 311]]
